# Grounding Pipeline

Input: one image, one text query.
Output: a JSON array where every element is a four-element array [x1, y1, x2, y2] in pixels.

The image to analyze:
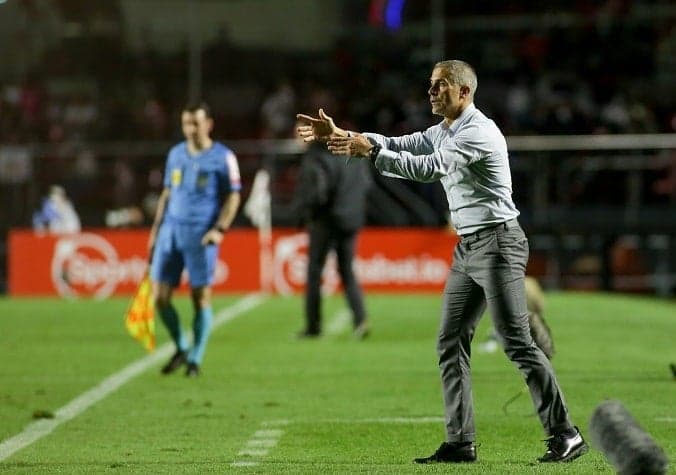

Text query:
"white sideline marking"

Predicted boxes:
[[0, 293, 268, 462], [232, 422, 286, 468], [326, 308, 350, 335], [655, 417, 675, 422]]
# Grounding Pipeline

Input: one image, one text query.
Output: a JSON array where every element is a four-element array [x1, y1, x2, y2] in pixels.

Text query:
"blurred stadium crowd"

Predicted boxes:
[[2, 2, 675, 208], [0, 0, 675, 292], [2, 1, 675, 144]]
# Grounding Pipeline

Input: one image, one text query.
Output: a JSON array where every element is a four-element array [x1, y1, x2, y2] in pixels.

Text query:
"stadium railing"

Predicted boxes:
[[0, 133, 674, 295]]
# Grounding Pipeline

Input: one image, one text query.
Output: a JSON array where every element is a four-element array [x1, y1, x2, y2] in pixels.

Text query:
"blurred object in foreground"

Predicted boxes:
[[590, 400, 668, 475]]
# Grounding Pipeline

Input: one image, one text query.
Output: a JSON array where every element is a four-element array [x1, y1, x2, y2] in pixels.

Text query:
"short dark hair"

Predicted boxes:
[[183, 101, 211, 117]]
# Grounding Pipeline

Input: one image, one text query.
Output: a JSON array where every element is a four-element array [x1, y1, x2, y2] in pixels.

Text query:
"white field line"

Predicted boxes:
[[655, 417, 675, 422], [232, 425, 286, 467], [230, 417, 442, 469], [325, 308, 351, 335], [0, 293, 268, 462], [246, 439, 279, 448]]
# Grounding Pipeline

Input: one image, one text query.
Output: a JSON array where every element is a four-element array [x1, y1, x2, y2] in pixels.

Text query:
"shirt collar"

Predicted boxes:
[[185, 141, 214, 158], [445, 103, 476, 134]]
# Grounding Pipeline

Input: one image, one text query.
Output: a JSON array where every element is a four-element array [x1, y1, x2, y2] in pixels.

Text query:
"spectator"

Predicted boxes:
[[32, 185, 81, 234]]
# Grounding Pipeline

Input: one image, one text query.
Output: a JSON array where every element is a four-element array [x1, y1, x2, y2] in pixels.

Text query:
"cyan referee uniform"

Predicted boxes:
[[151, 141, 241, 364]]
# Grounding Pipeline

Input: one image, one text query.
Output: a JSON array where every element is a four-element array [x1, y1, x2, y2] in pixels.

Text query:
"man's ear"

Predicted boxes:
[[460, 85, 471, 99]]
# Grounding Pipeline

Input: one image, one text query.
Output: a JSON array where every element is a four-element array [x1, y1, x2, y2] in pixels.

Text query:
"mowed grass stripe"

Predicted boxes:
[[0, 293, 267, 462]]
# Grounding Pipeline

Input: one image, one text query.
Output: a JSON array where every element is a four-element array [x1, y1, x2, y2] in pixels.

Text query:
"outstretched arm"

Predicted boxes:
[[296, 109, 349, 142]]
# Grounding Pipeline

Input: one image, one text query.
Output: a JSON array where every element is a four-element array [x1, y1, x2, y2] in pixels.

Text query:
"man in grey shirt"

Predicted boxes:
[[297, 60, 587, 464]]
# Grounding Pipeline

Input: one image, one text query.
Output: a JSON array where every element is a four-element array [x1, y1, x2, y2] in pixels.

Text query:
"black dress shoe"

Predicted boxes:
[[414, 442, 477, 464], [185, 362, 200, 377], [538, 427, 588, 462], [161, 350, 187, 374]]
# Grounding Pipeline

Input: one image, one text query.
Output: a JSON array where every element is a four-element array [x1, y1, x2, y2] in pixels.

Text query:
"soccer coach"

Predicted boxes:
[[297, 60, 587, 464]]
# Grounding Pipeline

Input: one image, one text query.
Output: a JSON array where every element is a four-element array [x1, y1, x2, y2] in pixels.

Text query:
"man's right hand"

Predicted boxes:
[[296, 109, 345, 142], [327, 133, 373, 158]]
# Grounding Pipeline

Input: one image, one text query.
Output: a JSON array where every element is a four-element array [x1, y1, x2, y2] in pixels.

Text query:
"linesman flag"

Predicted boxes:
[[124, 273, 156, 351]]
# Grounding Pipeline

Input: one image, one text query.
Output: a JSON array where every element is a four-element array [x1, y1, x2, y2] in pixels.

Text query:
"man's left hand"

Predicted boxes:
[[296, 109, 342, 142]]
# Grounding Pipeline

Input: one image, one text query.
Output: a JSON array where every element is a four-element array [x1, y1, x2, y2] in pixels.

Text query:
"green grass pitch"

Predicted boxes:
[[0, 291, 673, 474]]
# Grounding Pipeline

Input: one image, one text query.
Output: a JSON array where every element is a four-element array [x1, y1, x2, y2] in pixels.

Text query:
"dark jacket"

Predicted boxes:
[[295, 143, 372, 232]]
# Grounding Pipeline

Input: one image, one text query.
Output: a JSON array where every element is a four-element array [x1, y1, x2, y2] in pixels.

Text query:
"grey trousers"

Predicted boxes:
[[438, 219, 572, 442]]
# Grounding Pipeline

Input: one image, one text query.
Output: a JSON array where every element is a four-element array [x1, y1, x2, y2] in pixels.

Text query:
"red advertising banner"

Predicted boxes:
[[8, 228, 459, 298]]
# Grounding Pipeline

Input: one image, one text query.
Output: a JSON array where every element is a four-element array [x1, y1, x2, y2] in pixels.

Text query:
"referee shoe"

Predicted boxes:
[[185, 362, 200, 377], [161, 350, 187, 375]]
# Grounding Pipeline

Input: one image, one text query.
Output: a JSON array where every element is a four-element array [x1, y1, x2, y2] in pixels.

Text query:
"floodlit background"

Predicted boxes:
[[0, 0, 675, 294]]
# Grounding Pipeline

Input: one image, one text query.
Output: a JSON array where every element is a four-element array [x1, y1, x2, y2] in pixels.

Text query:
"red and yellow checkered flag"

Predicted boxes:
[[124, 273, 156, 351]]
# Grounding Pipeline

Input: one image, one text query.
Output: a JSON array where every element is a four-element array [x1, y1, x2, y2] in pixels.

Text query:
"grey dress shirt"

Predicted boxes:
[[363, 103, 519, 236]]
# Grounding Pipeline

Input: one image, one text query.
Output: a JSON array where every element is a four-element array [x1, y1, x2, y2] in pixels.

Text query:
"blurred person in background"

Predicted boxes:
[[260, 80, 296, 138], [292, 122, 372, 339], [297, 60, 587, 464], [106, 166, 164, 228], [32, 184, 81, 234], [148, 102, 241, 377]]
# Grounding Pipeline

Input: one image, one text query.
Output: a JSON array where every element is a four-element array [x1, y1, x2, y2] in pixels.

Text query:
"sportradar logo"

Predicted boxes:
[[50, 233, 229, 299], [51, 233, 146, 299]]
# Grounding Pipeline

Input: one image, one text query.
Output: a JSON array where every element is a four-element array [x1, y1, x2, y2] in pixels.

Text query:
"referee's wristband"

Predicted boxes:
[[368, 144, 382, 161]]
